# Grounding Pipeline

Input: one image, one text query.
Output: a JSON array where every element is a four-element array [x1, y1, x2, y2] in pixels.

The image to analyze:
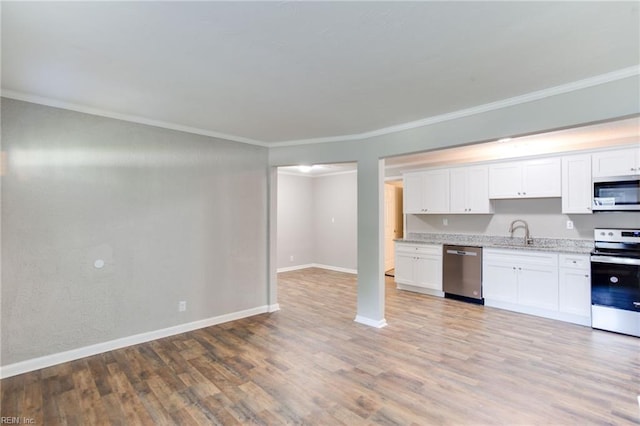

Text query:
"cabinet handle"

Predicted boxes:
[[517, 192, 521, 195], [523, 192, 526, 195], [584, 275, 589, 278]]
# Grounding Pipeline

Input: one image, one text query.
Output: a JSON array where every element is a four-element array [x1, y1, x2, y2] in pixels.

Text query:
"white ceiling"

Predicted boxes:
[[2, 1, 639, 146]]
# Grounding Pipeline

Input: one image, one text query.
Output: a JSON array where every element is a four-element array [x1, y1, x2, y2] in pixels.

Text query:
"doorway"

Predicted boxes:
[[384, 180, 403, 277], [275, 163, 358, 274]]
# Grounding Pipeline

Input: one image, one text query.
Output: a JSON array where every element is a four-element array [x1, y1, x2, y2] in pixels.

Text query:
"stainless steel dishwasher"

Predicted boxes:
[[443, 245, 483, 304]]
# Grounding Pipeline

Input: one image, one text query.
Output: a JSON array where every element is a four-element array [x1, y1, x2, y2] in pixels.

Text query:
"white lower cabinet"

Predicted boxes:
[[482, 262, 518, 303], [484, 249, 590, 325], [558, 254, 591, 325], [483, 249, 558, 312], [395, 243, 443, 297]]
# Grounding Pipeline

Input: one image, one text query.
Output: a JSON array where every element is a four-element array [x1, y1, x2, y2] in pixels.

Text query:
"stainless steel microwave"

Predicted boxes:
[[593, 176, 640, 211]]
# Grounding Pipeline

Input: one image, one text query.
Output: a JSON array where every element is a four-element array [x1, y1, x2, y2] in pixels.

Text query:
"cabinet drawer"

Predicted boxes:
[[483, 248, 558, 267], [559, 254, 590, 270], [396, 243, 442, 256]]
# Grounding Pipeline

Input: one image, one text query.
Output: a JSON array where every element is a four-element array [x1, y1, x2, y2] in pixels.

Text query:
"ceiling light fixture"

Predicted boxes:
[[497, 138, 512, 143], [298, 165, 314, 173]]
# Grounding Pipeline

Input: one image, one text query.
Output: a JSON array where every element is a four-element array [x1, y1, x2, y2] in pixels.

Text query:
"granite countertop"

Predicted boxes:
[[396, 232, 594, 254]]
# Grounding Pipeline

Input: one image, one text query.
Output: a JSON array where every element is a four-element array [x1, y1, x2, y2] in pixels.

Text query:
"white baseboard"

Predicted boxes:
[[277, 264, 315, 273], [268, 303, 281, 312], [277, 263, 357, 274], [396, 283, 445, 298], [312, 264, 358, 274], [354, 315, 388, 328], [0, 305, 271, 379], [484, 299, 591, 327]]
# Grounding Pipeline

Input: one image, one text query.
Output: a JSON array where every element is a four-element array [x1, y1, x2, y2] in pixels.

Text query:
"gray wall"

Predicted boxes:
[[277, 173, 315, 269], [277, 171, 357, 271], [313, 172, 358, 270], [1, 98, 269, 365], [269, 75, 640, 324], [407, 199, 640, 239]]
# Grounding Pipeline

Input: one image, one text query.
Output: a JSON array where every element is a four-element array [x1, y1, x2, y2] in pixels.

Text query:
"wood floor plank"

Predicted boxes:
[[2, 267, 639, 424]]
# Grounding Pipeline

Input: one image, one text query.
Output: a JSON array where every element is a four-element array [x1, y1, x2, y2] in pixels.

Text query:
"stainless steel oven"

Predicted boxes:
[[590, 228, 640, 337]]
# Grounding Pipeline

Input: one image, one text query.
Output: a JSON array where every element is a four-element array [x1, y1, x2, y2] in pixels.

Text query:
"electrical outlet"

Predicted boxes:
[[178, 301, 187, 312], [443, 218, 448, 226], [566, 220, 574, 230], [289, 255, 294, 262]]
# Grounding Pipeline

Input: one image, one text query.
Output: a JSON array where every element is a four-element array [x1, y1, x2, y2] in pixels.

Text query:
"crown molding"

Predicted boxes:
[[3, 65, 638, 148], [0, 90, 269, 147], [272, 65, 640, 147]]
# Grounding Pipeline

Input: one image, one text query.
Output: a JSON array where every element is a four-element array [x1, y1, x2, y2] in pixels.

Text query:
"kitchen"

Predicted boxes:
[[278, 116, 640, 336], [389, 117, 640, 337]]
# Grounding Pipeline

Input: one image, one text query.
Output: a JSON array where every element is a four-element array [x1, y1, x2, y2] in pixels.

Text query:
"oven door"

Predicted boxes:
[[590, 255, 640, 311]]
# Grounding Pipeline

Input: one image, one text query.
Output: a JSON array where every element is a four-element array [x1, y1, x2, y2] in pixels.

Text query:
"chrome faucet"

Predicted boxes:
[[509, 219, 533, 245]]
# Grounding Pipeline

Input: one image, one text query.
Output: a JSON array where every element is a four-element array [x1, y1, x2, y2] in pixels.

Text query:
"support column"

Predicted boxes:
[[354, 157, 387, 328]]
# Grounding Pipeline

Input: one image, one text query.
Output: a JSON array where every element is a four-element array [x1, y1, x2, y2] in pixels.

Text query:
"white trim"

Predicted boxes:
[[272, 65, 640, 146], [354, 315, 388, 328], [268, 304, 281, 313], [277, 263, 358, 274], [275, 170, 316, 178], [277, 168, 357, 178], [3, 66, 638, 148], [0, 90, 269, 147], [277, 263, 315, 273], [0, 305, 270, 379], [396, 284, 445, 298], [312, 263, 358, 274], [484, 299, 591, 327]]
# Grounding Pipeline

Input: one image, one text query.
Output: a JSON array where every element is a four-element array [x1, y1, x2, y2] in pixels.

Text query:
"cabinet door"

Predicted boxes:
[[466, 166, 493, 213], [414, 255, 442, 291], [394, 253, 415, 284], [422, 169, 449, 213], [522, 158, 561, 197], [403, 173, 424, 213], [489, 163, 522, 198], [482, 262, 517, 302], [517, 265, 558, 310], [559, 268, 591, 317], [449, 168, 468, 213], [592, 147, 640, 177], [562, 154, 593, 214]]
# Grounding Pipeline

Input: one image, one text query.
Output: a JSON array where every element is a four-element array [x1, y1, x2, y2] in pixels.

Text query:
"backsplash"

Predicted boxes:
[[406, 198, 640, 239]]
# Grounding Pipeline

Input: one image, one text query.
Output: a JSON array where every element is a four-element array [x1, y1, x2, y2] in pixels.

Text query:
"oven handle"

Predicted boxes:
[[590, 255, 640, 266]]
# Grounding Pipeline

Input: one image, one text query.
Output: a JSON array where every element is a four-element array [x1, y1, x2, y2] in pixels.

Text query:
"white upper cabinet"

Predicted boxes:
[[403, 172, 425, 214], [592, 146, 640, 177], [561, 154, 593, 214], [403, 169, 449, 214], [449, 165, 493, 213], [489, 158, 561, 199]]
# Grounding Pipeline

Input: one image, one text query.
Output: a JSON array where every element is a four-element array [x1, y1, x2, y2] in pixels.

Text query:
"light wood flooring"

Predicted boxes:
[[2, 267, 639, 425]]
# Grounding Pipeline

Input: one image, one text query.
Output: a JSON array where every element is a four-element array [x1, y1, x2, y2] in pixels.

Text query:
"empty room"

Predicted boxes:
[[1, 2, 640, 424]]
